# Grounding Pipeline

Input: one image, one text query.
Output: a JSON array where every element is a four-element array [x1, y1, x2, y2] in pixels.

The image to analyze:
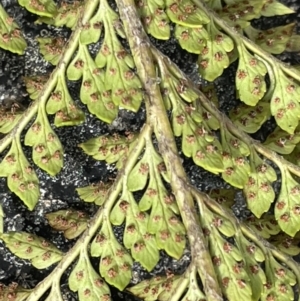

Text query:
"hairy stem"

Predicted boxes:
[[117, 1, 223, 300]]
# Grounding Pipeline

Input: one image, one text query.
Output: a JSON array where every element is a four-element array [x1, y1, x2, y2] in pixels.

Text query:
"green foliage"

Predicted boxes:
[[0, 283, 32, 301], [91, 221, 133, 290], [18, 0, 56, 17], [76, 181, 112, 205], [235, 43, 267, 106], [24, 105, 64, 175], [270, 66, 300, 134], [0, 4, 27, 54], [274, 167, 300, 237], [200, 209, 254, 300], [0, 109, 23, 133], [37, 37, 65, 66], [0, 232, 63, 269], [36, 1, 83, 29], [244, 23, 295, 54], [229, 102, 271, 133], [0, 139, 40, 210], [260, 0, 294, 17], [127, 273, 188, 300], [264, 126, 300, 154], [244, 151, 277, 218], [1, 0, 300, 300], [46, 74, 85, 126], [69, 248, 111, 301], [110, 190, 160, 271], [45, 209, 88, 239], [78, 133, 138, 168]]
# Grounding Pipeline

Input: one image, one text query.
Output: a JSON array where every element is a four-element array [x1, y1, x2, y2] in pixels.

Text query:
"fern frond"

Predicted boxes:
[[1, 0, 300, 300]]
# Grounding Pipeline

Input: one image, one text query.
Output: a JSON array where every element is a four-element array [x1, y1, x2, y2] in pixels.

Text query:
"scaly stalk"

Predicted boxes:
[[116, 1, 223, 300]]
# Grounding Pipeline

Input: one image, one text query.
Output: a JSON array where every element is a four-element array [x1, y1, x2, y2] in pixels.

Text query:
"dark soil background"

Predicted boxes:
[[0, 0, 300, 300]]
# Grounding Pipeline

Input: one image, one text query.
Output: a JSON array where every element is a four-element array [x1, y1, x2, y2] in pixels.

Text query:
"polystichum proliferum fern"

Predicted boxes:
[[1, 0, 300, 300]]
